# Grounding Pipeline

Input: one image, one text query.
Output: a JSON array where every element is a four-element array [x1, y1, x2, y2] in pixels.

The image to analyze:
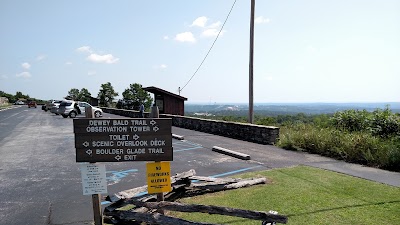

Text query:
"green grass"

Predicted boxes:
[[170, 166, 400, 225]]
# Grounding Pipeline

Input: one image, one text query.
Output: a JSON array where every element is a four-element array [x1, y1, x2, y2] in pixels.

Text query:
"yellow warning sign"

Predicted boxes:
[[146, 162, 172, 194]]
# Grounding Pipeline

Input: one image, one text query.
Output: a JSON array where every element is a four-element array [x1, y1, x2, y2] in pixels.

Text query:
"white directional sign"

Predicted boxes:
[[80, 163, 108, 195]]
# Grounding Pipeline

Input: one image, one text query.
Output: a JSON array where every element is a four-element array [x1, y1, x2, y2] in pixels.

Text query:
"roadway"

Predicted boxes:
[[1, 106, 399, 225]]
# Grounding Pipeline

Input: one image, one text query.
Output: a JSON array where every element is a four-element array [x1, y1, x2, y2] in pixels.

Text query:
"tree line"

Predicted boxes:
[[1, 82, 153, 111], [66, 82, 152, 110], [0, 90, 40, 103]]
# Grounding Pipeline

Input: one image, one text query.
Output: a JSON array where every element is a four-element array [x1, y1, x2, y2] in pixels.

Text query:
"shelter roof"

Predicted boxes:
[[143, 86, 187, 101]]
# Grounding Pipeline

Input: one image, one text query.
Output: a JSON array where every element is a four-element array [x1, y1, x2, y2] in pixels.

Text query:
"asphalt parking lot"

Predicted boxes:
[[0, 107, 268, 225]]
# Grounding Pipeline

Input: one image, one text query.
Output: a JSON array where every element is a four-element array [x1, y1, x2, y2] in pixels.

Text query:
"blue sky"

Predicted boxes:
[[1, 0, 399, 103]]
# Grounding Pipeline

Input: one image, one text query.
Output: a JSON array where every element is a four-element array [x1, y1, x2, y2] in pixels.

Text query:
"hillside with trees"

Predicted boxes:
[[0, 90, 45, 104]]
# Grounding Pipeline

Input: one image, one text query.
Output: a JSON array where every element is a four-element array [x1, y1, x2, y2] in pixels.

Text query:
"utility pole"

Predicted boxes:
[[249, 0, 255, 124]]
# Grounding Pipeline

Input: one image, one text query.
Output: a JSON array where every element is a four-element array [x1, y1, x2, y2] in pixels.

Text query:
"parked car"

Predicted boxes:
[[50, 100, 63, 115], [58, 100, 103, 118], [27, 101, 37, 108], [44, 100, 61, 111], [14, 101, 25, 105], [44, 100, 53, 111]]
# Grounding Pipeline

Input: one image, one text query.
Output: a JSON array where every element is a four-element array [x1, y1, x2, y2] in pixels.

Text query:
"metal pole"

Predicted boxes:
[[249, 0, 255, 124]]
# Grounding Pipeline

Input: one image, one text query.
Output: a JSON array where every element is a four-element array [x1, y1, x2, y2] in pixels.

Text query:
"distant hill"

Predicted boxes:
[[185, 102, 400, 116]]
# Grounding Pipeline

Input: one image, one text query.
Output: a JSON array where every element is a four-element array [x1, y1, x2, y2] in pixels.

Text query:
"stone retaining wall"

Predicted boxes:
[[101, 107, 279, 145]]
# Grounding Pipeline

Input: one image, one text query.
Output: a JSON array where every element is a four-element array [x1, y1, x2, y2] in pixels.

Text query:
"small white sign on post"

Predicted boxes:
[[80, 163, 108, 195]]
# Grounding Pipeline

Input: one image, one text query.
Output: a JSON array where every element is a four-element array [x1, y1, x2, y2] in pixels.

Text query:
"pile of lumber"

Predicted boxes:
[[104, 169, 288, 225]]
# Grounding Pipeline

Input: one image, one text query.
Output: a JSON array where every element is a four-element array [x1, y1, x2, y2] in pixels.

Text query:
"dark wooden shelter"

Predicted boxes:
[[143, 86, 187, 116], [89, 97, 99, 106]]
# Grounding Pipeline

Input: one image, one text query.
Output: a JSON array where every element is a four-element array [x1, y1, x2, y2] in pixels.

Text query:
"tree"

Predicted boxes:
[[15, 91, 29, 100], [122, 83, 153, 110], [66, 88, 91, 102], [78, 88, 91, 103], [98, 82, 118, 107], [67, 88, 80, 100]]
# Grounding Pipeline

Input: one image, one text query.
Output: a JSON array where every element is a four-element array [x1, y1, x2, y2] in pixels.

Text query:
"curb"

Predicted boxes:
[[212, 146, 251, 160], [172, 134, 184, 140]]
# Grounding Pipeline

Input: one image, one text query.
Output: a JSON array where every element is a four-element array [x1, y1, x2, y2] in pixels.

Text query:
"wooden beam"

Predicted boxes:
[[191, 177, 267, 191], [119, 201, 287, 224], [111, 211, 220, 225], [106, 169, 196, 203]]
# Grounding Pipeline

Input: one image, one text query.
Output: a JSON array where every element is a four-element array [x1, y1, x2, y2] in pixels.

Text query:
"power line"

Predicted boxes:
[[180, 0, 238, 93]]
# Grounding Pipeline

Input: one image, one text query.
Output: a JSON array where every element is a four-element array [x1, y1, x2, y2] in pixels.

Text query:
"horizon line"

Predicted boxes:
[[186, 101, 399, 105]]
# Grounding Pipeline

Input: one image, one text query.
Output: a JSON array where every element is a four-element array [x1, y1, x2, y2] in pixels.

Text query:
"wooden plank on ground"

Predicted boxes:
[[124, 200, 287, 224]]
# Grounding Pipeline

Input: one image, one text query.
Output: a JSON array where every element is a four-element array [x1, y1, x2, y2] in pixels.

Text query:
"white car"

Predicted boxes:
[[50, 100, 63, 114], [58, 100, 103, 118]]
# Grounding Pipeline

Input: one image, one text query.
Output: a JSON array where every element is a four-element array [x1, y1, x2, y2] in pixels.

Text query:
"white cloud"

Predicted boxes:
[[163, 36, 169, 40], [22, 62, 31, 69], [76, 46, 93, 53], [208, 21, 221, 29], [174, 17, 225, 42], [175, 32, 196, 43], [65, 61, 72, 65], [255, 16, 270, 24], [154, 64, 168, 70], [36, 54, 46, 61], [191, 16, 208, 27], [76, 46, 119, 64], [16, 72, 31, 78], [88, 71, 97, 76], [87, 53, 119, 64]]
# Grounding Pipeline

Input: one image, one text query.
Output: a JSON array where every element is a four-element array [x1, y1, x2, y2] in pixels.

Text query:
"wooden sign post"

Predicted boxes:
[[86, 106, 103, 225], [150, 105, 166, 214], [74, 106, 173, 223]]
